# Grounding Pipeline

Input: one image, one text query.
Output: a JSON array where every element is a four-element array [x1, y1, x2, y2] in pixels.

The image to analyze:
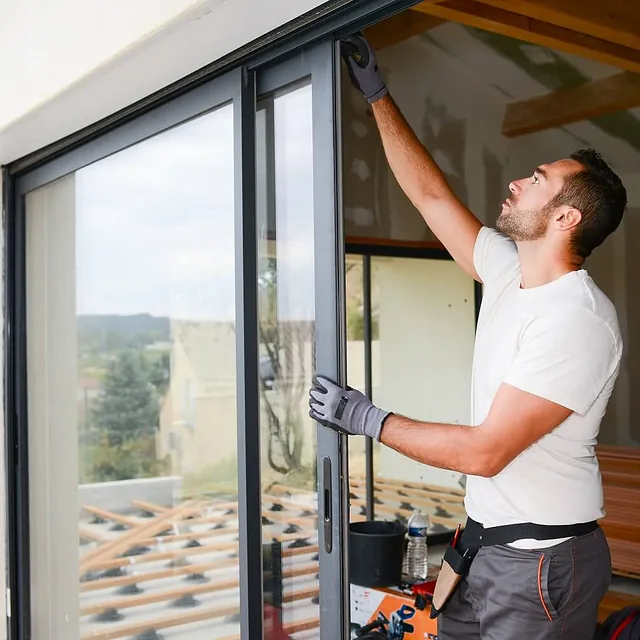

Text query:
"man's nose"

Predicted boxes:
[[508, 181, 518, 195]]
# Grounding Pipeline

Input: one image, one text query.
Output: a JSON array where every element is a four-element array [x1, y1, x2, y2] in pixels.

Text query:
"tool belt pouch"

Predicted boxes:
[[430, 543, 473, 619]]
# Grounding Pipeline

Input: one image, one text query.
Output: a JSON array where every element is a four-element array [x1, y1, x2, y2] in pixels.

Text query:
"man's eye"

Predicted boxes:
[[532, 174, 539, 184]]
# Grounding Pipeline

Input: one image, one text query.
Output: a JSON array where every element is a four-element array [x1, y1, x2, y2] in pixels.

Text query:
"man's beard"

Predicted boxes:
[[496, 200, 551, 242]]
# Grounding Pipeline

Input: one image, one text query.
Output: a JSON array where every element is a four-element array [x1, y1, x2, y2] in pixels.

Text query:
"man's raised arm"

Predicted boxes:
[[342, 34, 483, 282]]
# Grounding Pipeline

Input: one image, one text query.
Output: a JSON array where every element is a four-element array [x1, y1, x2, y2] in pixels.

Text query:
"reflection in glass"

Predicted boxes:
[[27, 104, 243, 639], [258, 83, 321, 639]]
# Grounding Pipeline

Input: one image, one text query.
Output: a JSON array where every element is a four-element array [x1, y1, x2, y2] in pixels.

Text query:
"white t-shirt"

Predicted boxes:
[[465, 226, 623, 548]]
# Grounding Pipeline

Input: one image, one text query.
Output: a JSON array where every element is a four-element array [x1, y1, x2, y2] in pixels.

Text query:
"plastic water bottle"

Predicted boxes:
[[405, 510, 428, 582]]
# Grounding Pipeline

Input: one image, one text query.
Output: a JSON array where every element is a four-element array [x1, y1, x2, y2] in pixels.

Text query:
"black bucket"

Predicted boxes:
[[349, 520, 407, 587]]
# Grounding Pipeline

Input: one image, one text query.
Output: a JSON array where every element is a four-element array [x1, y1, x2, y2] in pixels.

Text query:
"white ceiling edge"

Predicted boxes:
[[0, 0, 328, 166]]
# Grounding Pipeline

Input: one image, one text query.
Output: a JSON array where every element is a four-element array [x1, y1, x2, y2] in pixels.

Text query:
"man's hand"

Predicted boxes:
[[341, 34, 389, 104], [308, 376, 391, 440]]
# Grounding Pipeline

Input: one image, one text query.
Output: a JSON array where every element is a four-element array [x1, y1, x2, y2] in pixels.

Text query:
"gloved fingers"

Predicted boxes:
[[311, 375, 328, 394], [308, 393, 325, 409], [313, 374, 341, 394], [340, 33, 370, 66], [309, 407, 326, 424], [309, 409, 351, 436]]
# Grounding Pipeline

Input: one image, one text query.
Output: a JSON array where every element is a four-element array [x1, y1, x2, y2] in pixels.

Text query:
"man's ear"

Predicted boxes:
[[553, 206, 582, 231]]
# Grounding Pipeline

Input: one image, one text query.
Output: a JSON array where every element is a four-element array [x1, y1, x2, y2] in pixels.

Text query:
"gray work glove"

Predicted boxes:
[[341, 33, 389, 104], [308, 375, 391, 441]]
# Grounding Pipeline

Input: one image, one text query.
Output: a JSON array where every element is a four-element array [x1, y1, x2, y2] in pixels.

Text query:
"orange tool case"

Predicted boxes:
[[350, 571, 439, 639]]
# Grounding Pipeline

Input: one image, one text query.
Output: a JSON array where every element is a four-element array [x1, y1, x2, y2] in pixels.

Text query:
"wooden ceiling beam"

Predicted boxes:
[[412, 0, 640, 74], [502, 71, 640, 137], [473, 0, 640, 55], [364, 10, 446, 50]]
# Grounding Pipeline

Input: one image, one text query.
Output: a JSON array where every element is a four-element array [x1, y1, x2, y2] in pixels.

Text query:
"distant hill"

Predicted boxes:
[[78, 314, 170, 351]]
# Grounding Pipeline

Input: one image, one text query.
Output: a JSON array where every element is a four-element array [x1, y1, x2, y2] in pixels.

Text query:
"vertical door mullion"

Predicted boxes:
[[310, 40, 349, 640], [4, 173, 32, 640], [234, 66, 264, 640], [363, 253, 374, 520], [256, 38, 347, 640]]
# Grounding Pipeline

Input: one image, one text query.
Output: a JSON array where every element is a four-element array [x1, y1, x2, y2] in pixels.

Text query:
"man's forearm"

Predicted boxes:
[[380, 413, 496, 477], [371, 95, 452, 205]]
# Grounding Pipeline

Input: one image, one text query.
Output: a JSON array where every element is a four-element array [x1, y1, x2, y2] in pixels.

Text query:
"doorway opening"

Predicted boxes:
[[340, 3, 640, 622]]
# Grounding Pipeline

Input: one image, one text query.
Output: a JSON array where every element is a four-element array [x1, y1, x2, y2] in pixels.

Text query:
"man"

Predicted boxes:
[[309, 34, 627, 639]]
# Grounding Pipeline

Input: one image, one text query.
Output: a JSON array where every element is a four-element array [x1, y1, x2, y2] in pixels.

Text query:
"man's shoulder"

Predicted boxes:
[[527, 291, 622, 359], [474, 226, 519, 287], [552, 272, 620, 341]]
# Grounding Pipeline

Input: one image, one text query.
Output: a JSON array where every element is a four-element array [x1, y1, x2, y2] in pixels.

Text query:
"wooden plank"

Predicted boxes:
[[81, 603, 240, 640], [81, 550, 319, 592], [350, 498, 457, 528], [599, 590, 640, 624], [79, 502, 201, 572], [412, 0, 640, 73], [123, 525, 243, 548], [173, 511, 238, 527], [84, 541, 232, 573], [351, 477, 466, 507], [598, 445, 640, 578], [365, 9, 446, 50], [130, 500, 169, 514], [197, 617, 320, 640], [79, 527, 105, 543], [82, 505, 138, 527], [80, 578, 319, 640], [263, 494, 317, 512], [350, 481, 466, 516], [81, 558, 239, 592], [473, 0, 640, 54], [503, 72, 640, 137], [364, 475, 465, 497], [345, 236, 447, 252], [83, 537, 319, 573], [80, 563, 318, 616]]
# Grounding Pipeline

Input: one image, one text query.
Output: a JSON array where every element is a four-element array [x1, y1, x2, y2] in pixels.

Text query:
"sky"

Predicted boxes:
[[72, 83, 315, 322]]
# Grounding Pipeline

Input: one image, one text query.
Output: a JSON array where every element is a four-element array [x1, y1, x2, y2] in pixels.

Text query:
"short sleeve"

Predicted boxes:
[[473, 226, 519, 285], [503, 309, 618, 415]]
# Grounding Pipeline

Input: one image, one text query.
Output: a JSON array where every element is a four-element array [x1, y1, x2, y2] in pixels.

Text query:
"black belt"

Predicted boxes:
[[429, 517, 599, 619], [460, 517, 599, 551]]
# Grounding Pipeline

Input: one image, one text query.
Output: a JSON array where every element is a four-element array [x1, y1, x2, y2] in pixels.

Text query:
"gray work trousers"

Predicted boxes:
[[438, 527, 611, 640]]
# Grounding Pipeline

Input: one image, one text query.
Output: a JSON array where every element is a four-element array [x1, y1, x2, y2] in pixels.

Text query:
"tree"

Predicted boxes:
[[93, 351, 159, 446], [149, 351, 171, 397], [87, 350, 167, 481], [258, 257, 311, 476]]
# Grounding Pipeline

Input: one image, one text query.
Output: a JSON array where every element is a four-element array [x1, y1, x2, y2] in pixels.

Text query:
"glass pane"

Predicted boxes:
[[369, 257, 474, 537], [26, 104, 241, 640], [257, 83, 320, 639], [345, 254, 368, 518]]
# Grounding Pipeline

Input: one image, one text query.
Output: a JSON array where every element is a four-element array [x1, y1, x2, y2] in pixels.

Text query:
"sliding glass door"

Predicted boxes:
[[254, 41, 347, 640], [8, 39, 346, 640]]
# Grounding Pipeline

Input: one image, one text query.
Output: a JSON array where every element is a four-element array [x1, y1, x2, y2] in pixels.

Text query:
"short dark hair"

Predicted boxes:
[[548, 149, 627, 259]]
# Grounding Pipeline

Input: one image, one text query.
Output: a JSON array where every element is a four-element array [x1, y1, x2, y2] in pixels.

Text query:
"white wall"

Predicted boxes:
[[0, 0, 329, 163], [0, 0, 207, 129]]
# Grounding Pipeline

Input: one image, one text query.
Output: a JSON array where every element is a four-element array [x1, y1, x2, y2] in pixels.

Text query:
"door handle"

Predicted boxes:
[[323, 456, 332, 553]]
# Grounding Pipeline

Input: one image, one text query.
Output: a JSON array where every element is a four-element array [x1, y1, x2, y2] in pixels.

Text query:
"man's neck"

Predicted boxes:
[[516, 242, 581, 289]]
